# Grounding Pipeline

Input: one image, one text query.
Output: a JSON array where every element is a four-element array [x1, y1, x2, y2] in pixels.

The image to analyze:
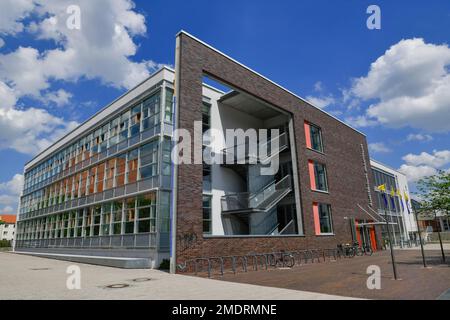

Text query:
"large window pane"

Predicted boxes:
[[314, 162, 328, 192], [318, 203, 333, 234]]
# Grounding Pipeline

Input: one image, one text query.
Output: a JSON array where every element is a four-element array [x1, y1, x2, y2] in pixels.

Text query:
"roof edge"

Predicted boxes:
[[176, 30, 366, 137]]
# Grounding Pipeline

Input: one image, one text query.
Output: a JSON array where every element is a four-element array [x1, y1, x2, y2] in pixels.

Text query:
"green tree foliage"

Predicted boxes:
[[416, 170, 450, 216]]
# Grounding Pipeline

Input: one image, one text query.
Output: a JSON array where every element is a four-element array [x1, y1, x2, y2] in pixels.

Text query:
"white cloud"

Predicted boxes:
[[0, 0, 34, 35], [306, 95, 335, 109], [398, 149, 450, 182], [345, 115, 378, 128], [0, 38, 4, 48], [0, 0, 167, 155], [406, 133, 433, 142], [398, 164, 438, 183], [0, 174, 24, 196], [402, 150, 450, 168], [0, 174, 23, 214], [0, 0, 166, 101], [349, 38, 450, 132], [313, 81, 323, 92], [0, 103, 78, 154], [40, 89, 73, 107], [369, 142, 391, 154]]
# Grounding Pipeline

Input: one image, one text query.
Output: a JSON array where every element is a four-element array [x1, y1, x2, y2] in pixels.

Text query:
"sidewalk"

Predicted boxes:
[[0, 252, 354, 300], [396, 243, 450, 251]]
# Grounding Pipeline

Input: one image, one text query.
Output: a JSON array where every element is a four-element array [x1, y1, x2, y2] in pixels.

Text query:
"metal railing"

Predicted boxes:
[[221, 175, 291, 212], [15, 233, 158, 249], [221, 132, 288, 164]]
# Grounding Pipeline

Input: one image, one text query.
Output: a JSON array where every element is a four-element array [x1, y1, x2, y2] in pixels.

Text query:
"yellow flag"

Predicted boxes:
[[397, 189, 402, 199], [390, 189, 395, 197], [377, 184, 386, 192], [404, 191, 409, 201]]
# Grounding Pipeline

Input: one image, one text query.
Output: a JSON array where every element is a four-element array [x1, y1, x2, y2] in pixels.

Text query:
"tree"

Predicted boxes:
[[416, 170, 450, 216]]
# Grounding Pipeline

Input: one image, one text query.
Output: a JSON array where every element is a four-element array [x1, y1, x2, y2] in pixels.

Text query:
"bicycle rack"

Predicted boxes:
[[177, 245, 365, 278]]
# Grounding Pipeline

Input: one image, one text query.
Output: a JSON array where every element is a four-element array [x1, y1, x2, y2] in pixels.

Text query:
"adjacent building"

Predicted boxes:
[[0, 215, 16, 241], [370, 159, 417, 245], [15, 31, 383, 270]]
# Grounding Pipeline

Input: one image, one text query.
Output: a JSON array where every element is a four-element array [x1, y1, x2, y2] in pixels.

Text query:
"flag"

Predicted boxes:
[[389, 188, 396, 210], [377, 184, 388, 208], [397, 189, 405, 211], [381, 192, 388, 208], [404, 191, 411, 214]]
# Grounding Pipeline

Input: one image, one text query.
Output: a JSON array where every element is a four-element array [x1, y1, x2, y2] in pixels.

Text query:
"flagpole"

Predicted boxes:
[[414, 206, 427, 268], [382, 191, 399, 280]]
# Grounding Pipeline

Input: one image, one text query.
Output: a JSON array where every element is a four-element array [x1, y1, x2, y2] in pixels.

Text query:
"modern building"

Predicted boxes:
[[370, 159, 417, 245], [15, 31, 381, 270], [412, 199, 450, 233], [0, 215, 16, 241]]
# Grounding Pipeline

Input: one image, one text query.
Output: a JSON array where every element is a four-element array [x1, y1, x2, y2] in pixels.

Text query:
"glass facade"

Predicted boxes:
[[371, 167, 407, 244], [16, 85, 174, 252]]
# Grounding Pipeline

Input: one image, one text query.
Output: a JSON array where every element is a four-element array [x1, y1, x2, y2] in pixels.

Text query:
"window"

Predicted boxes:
[[118, 111, 130, 143], [115, 154, 126, 187], [161, 139, 172, 176], [92, 206, 101, 236], [124, 198, 135, 234], [203, 162, 211, 191], [127, 149, 138, 183], [136, 193, 156, 233], [142, 92, 160, 131], [130, 104, 142, 137], [139, 142, 158, 179], [308, 160, 328, 192], [101, 203, 112, 236], [313, 203, 333, 235], [309, 124, 323, 152], [164, 88, 174, 123], [203, 195, 212, 234], [305, 121, 323, 152], [112, 201, 122, 235], [202, 102, 211, 143]]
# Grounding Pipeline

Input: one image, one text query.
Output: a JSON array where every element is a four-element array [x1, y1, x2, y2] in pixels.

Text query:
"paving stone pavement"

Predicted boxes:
[[0, 252, 352, 300]]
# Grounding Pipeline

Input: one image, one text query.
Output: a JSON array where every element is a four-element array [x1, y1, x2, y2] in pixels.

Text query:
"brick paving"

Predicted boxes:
[[214, 249, 450, 300]]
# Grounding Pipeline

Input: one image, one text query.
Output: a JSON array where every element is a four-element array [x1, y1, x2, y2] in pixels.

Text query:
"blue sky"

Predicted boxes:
[[0, 0, 449, 214]]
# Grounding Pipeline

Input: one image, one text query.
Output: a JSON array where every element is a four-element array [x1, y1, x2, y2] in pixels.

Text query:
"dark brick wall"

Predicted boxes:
[[175, 32, 379, 266]]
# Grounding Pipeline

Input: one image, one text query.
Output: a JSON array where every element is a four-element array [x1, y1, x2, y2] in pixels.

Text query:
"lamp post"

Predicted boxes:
[[434, 211, 446, 263], [384, 208, 399, 280], [414, 208, 427, 268]]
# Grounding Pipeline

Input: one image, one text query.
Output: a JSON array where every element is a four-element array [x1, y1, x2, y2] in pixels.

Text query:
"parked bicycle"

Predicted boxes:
[[353, 242, 373, 256], [337, 243, 356, 258], [268, 251, 295, 268]]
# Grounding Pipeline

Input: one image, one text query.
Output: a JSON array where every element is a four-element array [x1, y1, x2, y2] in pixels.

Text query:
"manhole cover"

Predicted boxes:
[[29, 268, 51, 270], [105, 283, 130, 289], [132, 277, 152, 282]]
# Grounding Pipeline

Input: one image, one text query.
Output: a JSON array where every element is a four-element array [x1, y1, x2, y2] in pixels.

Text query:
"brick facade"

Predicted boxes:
[[174, 32, 380, 266]]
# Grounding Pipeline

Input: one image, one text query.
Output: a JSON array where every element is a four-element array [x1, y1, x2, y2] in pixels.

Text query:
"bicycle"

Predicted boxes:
[[337, 243, 356, 258], [353, 242, 373, 256], [268, 251, 295, 268]]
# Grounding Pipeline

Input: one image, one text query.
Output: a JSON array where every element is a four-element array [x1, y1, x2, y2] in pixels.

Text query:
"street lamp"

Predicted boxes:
[[413, 207, 427, 268]]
